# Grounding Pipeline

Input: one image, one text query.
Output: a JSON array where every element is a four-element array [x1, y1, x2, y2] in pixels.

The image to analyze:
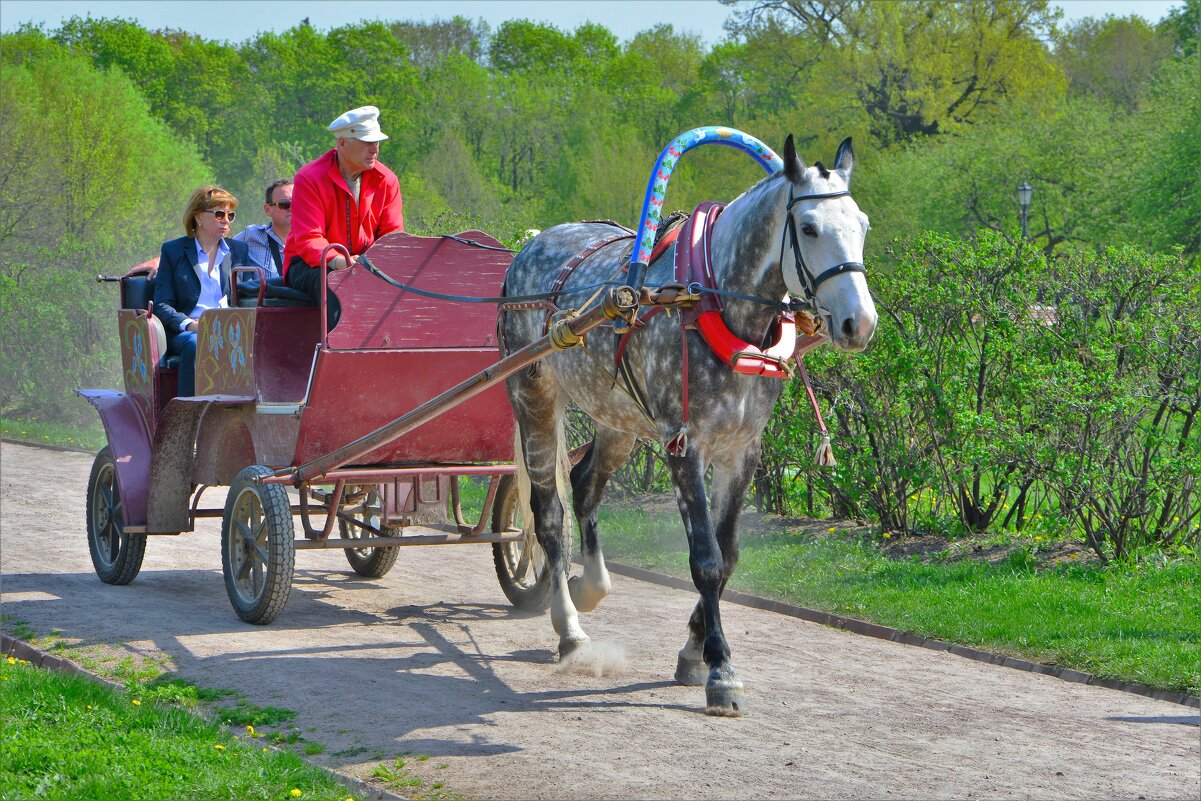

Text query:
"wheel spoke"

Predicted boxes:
[[236, 519, 255, 547], [105, 522, 122, 560], [235, 542, 251, 579]]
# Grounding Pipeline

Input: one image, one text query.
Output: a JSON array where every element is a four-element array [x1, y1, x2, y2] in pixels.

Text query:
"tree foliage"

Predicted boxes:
[[1, 9, 1196, 554]]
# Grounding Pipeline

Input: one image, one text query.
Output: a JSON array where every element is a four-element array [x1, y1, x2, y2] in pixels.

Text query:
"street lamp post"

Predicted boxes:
[[1017, 180, 1033, 240]]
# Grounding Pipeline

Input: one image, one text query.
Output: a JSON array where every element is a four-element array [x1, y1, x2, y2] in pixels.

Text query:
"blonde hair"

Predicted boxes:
[[182, 185, 239, 237]]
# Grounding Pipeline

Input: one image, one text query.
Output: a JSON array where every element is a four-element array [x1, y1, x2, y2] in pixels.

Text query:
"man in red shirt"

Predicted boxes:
[[284, 105, 404, 325]]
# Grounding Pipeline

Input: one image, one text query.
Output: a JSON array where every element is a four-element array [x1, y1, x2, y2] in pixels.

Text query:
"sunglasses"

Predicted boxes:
[[205, 209, 237, 222], [267, 201, 292, 210]]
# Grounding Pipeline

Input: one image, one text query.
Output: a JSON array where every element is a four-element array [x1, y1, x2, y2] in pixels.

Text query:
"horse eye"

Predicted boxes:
[[800, 223, 818, 238]]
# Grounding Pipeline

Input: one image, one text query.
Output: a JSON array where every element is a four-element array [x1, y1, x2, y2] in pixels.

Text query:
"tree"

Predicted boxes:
[[488, 19, 580, 73], [1159, 0, 1201, 56], [390, 16, 487, 67], [1055, 15, 1173, 110], [1129, 51, 1201, 257], [725, 0, 1066, 146]]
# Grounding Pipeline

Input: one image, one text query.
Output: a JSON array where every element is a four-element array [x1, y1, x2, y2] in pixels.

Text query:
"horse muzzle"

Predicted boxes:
[[825, 307, 878, 352]]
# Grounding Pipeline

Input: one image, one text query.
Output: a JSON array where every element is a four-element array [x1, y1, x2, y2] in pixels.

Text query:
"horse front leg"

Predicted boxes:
[[676, 442, 758, 710], [668, 446, 747, 716], [568, 425, 636, 612]]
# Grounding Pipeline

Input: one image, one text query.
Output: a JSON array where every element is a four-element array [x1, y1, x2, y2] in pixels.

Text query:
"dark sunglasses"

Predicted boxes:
[[205, 209, 237, 222], [267, 201, 292, 210]]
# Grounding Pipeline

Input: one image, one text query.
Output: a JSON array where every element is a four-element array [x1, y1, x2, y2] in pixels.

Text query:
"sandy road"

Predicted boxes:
[[1, 441, 1197, 800]]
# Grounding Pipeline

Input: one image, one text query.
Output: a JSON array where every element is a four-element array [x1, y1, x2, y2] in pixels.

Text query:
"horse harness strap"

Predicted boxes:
[[540, 231, 635, 335], [781, 187, 867, 302]]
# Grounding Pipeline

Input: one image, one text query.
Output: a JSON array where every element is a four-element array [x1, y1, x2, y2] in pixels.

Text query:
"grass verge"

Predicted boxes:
[[0, 416, 105, 452], [596, 504, 1201, 697], [0, 654, 362, 801]]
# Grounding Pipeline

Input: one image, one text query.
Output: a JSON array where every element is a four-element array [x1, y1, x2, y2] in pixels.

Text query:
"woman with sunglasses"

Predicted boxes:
[[153, 185, 254, 397]]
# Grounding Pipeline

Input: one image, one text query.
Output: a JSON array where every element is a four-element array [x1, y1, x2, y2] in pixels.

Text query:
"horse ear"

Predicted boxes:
[[783, 134, 807, 183], [834, 137, 854, 180]]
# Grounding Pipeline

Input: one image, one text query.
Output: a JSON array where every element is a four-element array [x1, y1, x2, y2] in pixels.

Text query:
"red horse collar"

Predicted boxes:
[[674, 202, 796, 378]]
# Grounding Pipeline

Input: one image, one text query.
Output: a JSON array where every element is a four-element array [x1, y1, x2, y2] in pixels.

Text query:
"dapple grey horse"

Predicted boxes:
[[499, 135, 877, 716]]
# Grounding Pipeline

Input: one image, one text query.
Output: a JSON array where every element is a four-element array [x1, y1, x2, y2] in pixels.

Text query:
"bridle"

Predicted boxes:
[[781, 184, 867, 309]]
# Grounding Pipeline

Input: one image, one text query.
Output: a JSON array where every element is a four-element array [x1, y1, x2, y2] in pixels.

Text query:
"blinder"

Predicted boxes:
[[782, 185, 867, 302]]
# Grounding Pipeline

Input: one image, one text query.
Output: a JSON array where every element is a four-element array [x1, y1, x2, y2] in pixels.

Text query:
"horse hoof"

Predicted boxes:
[[705, 678, 747, 717], [674, 651, 708, 686], [558, 636, 589, 661]]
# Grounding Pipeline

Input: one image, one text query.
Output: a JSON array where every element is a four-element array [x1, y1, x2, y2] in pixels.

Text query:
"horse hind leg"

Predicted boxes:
[[568, 424, 636, 613], [511, 386, 589, 659]]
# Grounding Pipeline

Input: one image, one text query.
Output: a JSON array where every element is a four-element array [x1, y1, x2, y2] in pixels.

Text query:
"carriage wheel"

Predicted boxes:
[[221, 466, 294, 624], [85, 446, 147, 585], [491, 475, 553, 611], [339, 487, 400, 578]]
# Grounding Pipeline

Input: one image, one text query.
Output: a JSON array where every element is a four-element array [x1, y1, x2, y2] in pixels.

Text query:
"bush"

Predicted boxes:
[[768, 232, 1200, 560]]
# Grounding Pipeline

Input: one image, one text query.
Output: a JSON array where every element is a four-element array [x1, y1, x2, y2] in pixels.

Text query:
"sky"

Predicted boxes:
[[0, 0, 1185, 45]]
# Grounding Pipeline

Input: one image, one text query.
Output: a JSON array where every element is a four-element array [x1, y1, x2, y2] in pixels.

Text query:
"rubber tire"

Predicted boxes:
[[491, 475, 554, 611], [340, 489, 400, 578], [85, 446, 147, 585], [221, 465, 295, 624]]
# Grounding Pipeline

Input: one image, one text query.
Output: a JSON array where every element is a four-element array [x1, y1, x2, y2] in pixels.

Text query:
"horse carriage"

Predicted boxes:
[[79, 127, 876, 716], [81, 229, 635, 624]]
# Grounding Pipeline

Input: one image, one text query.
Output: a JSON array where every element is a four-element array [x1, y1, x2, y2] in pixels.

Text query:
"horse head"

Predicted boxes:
[[780, 135, 878, 352]]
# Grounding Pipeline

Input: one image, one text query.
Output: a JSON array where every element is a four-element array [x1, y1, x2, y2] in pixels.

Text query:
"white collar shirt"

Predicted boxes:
[[191, 238, 230, 321]]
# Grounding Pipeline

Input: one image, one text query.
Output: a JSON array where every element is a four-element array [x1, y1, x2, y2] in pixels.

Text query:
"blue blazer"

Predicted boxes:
[[153, 236, 252, 337]]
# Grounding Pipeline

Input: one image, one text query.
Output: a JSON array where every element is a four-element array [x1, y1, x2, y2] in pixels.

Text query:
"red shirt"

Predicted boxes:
[[283, 148, 404, 275]]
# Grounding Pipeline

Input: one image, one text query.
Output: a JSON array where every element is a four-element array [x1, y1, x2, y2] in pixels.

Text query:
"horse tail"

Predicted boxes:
[[554, 415, 575, 556], [512, 428, 534, 539], [510, 420, 574, 558]]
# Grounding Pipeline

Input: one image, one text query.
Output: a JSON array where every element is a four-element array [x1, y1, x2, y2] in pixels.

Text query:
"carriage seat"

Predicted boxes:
[[234, 278, 315, 308]]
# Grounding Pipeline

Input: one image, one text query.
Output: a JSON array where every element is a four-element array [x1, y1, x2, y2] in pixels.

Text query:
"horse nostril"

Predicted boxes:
[[842, 316, 856, 339]]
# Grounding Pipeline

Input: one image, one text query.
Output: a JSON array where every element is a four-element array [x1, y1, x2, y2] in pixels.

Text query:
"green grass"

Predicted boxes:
[[596, 505, 1201, 696], [0, 416, 105, 452], [0, 656, 361, 801], [370, 754, 462, 801]]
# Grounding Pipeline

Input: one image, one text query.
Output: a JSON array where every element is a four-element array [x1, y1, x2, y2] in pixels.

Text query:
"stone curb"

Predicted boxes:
[[604, 561, 1201, 711], [0, 634, 409, 801]]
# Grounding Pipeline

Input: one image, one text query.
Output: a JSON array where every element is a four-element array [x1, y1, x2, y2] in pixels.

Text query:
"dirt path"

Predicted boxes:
[[1, 442, 1197, 800]]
